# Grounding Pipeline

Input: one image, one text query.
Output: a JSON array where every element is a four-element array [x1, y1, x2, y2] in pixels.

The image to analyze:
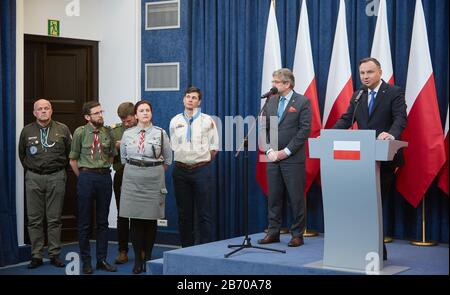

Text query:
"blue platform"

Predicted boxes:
[[148, 232, 448, 275]]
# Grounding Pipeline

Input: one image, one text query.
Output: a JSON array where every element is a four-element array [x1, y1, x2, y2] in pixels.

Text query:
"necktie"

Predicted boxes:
[[138, 130, 145, 154], [278, 96, 286, 121], [91, 130, 101, 160], [368, 90, 376, 116]]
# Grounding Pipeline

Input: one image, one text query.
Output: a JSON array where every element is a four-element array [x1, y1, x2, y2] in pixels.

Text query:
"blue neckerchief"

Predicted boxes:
[[183, 109, 201, 142]]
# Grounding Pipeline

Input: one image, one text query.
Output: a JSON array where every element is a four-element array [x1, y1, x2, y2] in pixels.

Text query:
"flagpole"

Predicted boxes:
[[303, 196, 319, 237], [410, 197, 437, 246]]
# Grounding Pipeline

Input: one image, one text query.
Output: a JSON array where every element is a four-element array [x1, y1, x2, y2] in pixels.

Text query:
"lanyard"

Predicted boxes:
[[40, 127, 55, 149]]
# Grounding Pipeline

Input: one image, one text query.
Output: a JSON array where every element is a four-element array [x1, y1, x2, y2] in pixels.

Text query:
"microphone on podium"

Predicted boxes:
[[351, 85, 368, 128]]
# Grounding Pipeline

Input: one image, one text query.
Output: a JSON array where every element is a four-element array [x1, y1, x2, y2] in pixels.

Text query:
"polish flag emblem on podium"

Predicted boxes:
[[333, 141, 361, 160]]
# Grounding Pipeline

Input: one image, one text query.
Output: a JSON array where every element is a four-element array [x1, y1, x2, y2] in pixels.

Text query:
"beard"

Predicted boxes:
[[91, 118, 104, 128]]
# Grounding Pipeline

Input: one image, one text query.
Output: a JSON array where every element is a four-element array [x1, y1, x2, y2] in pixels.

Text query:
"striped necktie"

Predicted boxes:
[[138, 130, 145, 154], [91, 130, 101, 160]]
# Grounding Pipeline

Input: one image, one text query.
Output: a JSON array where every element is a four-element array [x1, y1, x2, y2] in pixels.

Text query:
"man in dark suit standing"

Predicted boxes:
[[258, 68, 312, 247], [333, 57, 407, 260]]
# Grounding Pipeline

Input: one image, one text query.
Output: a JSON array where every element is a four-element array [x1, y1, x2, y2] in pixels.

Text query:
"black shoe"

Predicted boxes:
[[257, 234, 280, 245], [96, 260, 117, 272], [50, 256, 66, 267], [82, 262, 93, 274], [27, 258, 43, 269], [132, 265, 143, 274]]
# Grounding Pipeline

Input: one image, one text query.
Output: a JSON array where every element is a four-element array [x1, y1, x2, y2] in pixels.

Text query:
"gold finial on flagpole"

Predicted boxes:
[[303, 197, 319, 237], [410, 197, 438, 246]]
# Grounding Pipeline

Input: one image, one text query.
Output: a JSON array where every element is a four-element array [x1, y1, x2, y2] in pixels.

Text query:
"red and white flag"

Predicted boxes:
[[371, 0, 394, 85], [333, 141, 361, 161], [323, 0, 354, 129], [437, 107, 449, 195], [256, 0, 282, 196], [395, 0, 446, 207], [292, 0, 321, 194]]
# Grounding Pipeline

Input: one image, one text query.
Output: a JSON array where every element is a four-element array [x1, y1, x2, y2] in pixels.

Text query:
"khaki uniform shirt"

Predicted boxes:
[[110, 123, 125, 172], [18, 120, 72, 173], [169, 110, 219, 164], [69, 123, 116, 168]]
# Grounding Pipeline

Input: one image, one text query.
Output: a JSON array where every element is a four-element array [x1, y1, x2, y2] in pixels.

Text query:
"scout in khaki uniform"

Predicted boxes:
[[169, 86, 219, 247], [18, 99, 71, 269], [110, 102, 137, 264], [69, 101, 117, 274]]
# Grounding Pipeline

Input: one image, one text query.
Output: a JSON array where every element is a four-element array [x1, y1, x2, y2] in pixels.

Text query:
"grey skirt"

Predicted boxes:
[[119, 163, 167, 220]]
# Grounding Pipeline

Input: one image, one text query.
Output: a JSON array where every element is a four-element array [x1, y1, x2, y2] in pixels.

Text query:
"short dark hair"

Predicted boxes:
[[134, 100, 153, 115], [117, 102, 135, 118], [184, 86, 202, 100], [359, 57, 381, 69], [82, 101, 101, 115]]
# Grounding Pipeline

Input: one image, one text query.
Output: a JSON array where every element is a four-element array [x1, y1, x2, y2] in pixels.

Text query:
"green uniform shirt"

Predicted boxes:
[[18, 120, 72, 173], [110, 122, 125, 171], [69, 123, 116, 168]]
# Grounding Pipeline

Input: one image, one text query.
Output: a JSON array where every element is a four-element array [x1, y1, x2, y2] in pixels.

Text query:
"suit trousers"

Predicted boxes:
[[266, 161, 305, 237]]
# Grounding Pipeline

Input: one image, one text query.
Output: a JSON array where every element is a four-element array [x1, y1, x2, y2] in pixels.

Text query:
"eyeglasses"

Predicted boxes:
[[90, 110, 104, 116], [271, 80, 286, 84]]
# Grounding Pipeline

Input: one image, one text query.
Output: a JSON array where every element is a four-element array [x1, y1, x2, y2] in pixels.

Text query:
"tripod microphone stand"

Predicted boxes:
[[224, 98, 286, 258]]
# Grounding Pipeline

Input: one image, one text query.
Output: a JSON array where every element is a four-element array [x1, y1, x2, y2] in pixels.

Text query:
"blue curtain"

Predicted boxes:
[[187, 0, 449, 243], [0, 0, 18, 266]]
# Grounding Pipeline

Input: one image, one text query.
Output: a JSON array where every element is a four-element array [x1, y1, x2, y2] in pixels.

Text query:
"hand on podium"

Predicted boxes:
[[377, 132, 395, 140]]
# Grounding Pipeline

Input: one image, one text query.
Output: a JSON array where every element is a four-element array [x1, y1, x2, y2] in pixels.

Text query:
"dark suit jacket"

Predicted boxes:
[[265, 91, 312, 163], [333, 80, 407, 166]]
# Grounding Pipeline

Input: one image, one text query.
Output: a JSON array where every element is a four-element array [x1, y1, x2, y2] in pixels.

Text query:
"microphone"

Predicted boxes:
[[260, 87, 278, 98], [351, 85, 368, 129], [353, 85, 367, 103]]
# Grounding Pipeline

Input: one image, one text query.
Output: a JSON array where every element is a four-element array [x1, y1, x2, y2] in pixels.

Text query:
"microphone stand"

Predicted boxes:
[[350, 94, 363, 129], [225, 96, 286, 258]]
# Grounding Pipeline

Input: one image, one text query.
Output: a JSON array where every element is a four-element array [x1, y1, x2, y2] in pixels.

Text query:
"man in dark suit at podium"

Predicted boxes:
[[258, 68, 312, 247], [333, 57, 407, 260]]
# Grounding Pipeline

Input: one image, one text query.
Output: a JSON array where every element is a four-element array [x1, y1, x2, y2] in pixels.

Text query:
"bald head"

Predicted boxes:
[[33, 99, 53, 126]]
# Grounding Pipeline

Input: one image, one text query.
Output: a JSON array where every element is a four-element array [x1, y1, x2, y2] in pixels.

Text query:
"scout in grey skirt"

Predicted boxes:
[[120, 163, 167, 220], [119, 100, 172, 274]]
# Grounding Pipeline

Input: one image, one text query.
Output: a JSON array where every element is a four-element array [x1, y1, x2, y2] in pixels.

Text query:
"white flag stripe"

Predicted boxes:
[[323, 0, 352, 126], [260, 1, 282, 108], [293, 0, 314, 94], [333, 141, 361, 151], [371, 0, 394, 82], [405, 0, 434, 115]]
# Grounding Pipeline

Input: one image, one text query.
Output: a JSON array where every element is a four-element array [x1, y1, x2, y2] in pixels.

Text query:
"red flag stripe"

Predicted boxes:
[[304, 79, 321, 193], [324, 78, 354, 129], [396, 75, 446, 207], [333, 150, 361, 160]]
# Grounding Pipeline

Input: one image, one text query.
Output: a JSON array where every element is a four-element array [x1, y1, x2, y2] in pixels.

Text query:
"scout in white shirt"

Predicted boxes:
[[169, 86, 219, 247]]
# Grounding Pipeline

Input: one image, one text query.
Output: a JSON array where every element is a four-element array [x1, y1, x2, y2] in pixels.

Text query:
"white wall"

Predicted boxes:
[[16, 0, 140, 242]]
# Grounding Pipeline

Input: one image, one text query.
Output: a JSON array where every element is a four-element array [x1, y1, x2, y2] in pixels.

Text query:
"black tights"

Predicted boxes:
[[130, 219, 157, 269]]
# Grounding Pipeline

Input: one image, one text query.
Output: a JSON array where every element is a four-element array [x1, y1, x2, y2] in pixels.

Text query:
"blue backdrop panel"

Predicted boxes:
[[0, 0, 18, 266]]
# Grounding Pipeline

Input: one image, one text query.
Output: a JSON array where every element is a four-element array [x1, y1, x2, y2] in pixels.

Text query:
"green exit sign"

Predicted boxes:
[[48, 19, 60, 37]]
